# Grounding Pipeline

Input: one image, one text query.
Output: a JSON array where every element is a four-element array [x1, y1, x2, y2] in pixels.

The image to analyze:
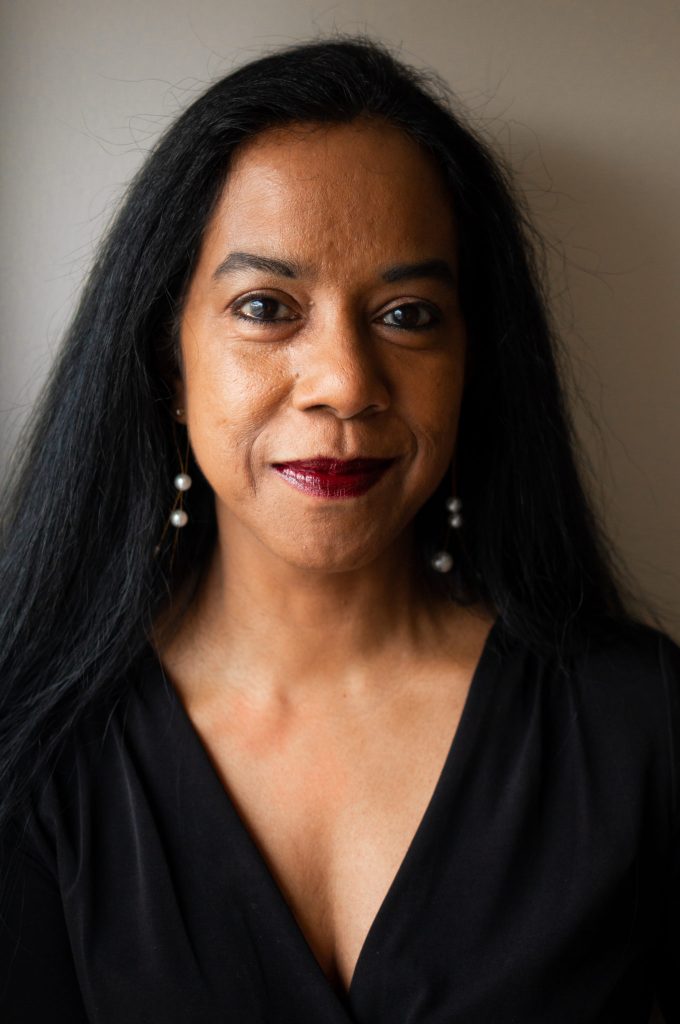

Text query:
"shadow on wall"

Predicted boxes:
[[515, 133, 680, 639]]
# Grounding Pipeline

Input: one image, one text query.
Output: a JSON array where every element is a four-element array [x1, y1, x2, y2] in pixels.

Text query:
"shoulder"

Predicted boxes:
[[564, 619, 680, 819], [492, 618, 680, 802], [581, 616, 679, 663], [570, 618, 680, 708], [5, 651, 166, 880], [488, 619, 680, 854], [493, 615, 680, 715], [553, 618, 680, 727]]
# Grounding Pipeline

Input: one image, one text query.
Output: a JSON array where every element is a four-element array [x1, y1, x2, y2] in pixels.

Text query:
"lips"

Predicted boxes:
[[272, 457, 396, 498]]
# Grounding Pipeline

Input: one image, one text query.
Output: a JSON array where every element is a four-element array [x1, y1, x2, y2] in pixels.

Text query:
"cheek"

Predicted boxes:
[[399, 358, 465, 464], [183, 345, 290, 480]]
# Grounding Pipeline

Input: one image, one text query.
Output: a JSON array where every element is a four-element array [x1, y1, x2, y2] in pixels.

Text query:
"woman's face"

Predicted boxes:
[[177, 119, 467, 573]]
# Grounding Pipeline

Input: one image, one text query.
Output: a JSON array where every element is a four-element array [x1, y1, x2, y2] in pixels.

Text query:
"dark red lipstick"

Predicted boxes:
[[272, 457, 396, 498]]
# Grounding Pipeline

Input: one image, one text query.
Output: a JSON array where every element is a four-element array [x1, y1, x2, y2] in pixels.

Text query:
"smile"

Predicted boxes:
[[271, 458, 397, 499]]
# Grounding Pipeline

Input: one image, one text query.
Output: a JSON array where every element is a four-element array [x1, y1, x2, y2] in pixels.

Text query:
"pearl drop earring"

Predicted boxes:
[[169, 406, 191, 528], [430, 495, 463, 573], [170, 472, 192, 528], [446, 495, 463, 527], [151, 406, 192, 556]]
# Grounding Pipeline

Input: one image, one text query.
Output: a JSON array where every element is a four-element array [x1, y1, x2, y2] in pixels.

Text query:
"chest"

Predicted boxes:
[[184, 678, 472, 995], [68, 633, 669, 1022]]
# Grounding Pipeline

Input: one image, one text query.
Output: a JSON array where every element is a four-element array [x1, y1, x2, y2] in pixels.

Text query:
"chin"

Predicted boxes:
[[270, 530, 401, 575]]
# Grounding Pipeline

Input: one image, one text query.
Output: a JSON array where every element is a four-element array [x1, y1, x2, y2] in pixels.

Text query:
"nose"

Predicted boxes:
[[291, 311, 391, 419]]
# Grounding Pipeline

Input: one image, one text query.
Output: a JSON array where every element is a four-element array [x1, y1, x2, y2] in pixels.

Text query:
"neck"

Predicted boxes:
[[158, 526, 466, 706]]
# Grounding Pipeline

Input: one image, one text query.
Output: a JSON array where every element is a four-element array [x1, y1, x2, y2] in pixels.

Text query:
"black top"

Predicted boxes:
[[2, 617, 679, 1023]]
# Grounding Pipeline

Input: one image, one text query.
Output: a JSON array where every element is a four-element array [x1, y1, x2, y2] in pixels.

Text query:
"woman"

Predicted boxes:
[[0, 36, 677, 1023]]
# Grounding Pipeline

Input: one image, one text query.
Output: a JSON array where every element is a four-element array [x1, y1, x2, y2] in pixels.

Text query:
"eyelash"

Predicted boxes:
[[232, 296, 297, 326], [231, 294, 442, 331]]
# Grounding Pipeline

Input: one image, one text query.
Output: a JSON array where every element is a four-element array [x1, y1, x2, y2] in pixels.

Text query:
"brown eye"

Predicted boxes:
[[381, 303, 439, 330], [234, 296, 296, 322]]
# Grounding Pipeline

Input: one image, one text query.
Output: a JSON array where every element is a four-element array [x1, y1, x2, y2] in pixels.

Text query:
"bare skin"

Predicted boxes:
[[159, 119, 496, 997]]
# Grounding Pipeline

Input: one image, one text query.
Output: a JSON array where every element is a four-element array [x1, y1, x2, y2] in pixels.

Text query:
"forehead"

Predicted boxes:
[[198, 119, 458, 276]]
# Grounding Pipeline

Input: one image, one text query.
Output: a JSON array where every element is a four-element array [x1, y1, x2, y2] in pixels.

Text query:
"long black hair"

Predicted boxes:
[[0, 36, 653, 831]]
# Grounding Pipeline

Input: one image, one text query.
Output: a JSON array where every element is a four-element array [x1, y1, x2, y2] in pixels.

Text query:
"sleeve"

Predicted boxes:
[[653, 631, 680, 1022], [0, 818, 90, 1023]]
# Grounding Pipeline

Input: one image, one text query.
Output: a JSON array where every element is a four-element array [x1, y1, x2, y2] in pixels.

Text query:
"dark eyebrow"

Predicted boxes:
[[212, 251, 301, 281], [380, 258, 456, 287], [211, 251, 456, 288]]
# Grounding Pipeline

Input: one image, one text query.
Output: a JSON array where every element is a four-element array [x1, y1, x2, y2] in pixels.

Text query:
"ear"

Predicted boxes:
[[153, 322, 186, 423], [171, 379, 187, 423]]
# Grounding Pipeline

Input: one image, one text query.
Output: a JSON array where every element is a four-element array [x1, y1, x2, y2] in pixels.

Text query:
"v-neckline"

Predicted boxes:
[[150, 614, 505, 1008]]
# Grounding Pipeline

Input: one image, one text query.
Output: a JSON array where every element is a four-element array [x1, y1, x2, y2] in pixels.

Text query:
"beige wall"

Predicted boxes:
[[1, 0, 678, 634]]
